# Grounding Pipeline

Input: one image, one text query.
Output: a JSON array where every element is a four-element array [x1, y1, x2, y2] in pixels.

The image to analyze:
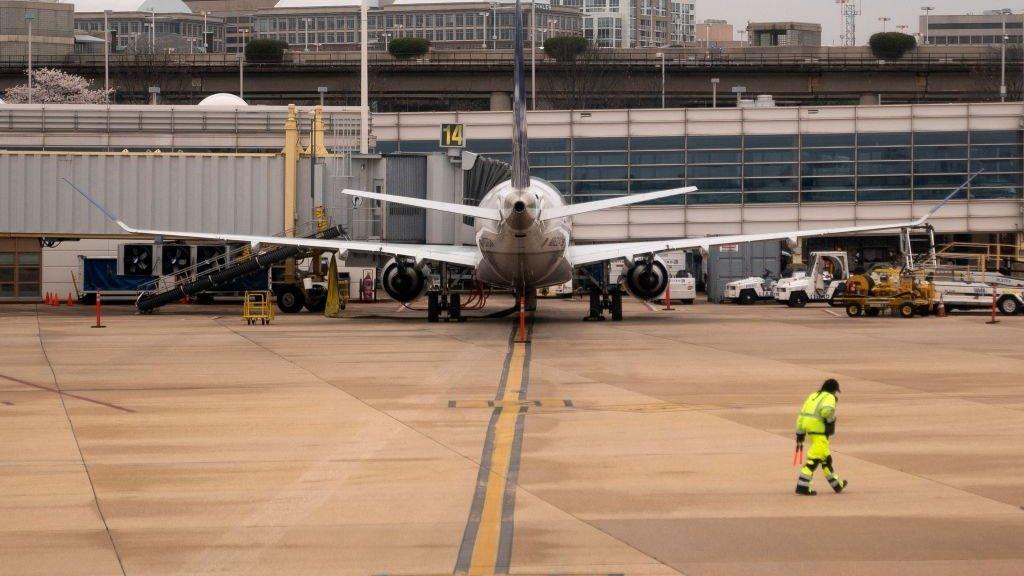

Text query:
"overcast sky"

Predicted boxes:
[[700, 0, 1024, 44]]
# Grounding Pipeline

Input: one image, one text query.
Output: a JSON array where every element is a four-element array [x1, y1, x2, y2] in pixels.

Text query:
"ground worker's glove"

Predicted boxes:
[[795, 432, 805, 447], [824, 421, 836, 437]]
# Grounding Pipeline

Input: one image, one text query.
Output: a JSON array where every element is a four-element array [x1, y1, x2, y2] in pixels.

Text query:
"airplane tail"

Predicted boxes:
[[510, 0, 530, 191]]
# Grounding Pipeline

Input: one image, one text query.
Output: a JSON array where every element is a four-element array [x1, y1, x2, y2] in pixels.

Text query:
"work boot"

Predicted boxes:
[[795, 485, 817, 496], [830, 478, 848, 493]]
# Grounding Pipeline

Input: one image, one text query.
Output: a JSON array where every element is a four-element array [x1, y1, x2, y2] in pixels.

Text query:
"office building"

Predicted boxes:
[[922, 10, 1023, 46], [0, 0, 75, 58]]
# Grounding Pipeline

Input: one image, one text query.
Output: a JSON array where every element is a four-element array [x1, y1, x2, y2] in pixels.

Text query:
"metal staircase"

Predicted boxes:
[[135, 222, 346, 313]]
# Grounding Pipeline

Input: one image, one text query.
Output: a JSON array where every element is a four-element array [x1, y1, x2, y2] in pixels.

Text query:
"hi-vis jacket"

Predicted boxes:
[[795, 391, 837, 435]]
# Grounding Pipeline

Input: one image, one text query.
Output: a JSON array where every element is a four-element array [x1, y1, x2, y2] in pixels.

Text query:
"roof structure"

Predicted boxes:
[[197, 93, 248, 106], [72, 0, 193, 13]]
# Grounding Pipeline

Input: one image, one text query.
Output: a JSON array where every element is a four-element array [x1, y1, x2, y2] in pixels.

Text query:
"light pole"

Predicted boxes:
[[202, 11, 208, 52], [897, 24, 909, 34], [237, 53, 244, 99], [381, 32, 391, 51], [711, 77, 719, 108], [531, 0, 536, 110], [655, 51, 665, 107], [480, 12, 489, 48], [149, 8, 156, 53], [995, 8, 1011, 100], [239, 28, 249, 54], [920, 6, 934, 45], [878, 17, 891, 33], [317, 86, 327, 106], [24, 11, 34, 104], [103, 10, 111, 103], [304, 17, 311, 51], [491, 2, 498, 49]]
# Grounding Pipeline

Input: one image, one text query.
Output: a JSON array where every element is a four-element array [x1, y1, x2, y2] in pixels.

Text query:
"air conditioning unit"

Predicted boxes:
[[195, 244, 229, 274], [117, 243, 155, 276], [159, 244, 195, 276]]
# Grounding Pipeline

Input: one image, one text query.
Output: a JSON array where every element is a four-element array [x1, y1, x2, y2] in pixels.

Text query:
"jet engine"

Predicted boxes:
[[381, 258, 431, 302], [621, 256, 669, 300]]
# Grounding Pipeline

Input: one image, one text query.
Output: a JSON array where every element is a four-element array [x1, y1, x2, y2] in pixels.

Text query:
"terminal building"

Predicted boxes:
[[0, 101, 1021, 301], [74, 0, 226, 54]]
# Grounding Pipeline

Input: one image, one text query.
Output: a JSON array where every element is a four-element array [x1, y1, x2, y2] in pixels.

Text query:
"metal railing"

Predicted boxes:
[[0, 104, 368, 147], [0, 47, 1005, 70]]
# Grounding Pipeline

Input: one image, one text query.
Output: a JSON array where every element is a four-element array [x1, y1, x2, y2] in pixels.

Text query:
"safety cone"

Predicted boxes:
[[51, 293, 60, 306], [42, 292, 49, 304], [66, 293, 74, 306], [936, 296, 946, 318]]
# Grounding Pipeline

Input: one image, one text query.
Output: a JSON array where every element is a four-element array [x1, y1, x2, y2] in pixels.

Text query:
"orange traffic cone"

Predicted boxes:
[[42, 292, 49, 304], [936, 296, 946, 318], [52, 293, 60, 306], [66, 293, 74, 306]]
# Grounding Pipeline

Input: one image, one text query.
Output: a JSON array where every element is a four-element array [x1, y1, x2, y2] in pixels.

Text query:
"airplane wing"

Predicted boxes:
[[541, 187, 697, 220], [567, 183, 969, 267], [341, 188, 501, 221], [66, 180, 481, 268]]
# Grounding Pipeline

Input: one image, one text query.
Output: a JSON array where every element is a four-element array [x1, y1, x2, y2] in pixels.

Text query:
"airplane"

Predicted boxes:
[[67, 0, 969, 322]]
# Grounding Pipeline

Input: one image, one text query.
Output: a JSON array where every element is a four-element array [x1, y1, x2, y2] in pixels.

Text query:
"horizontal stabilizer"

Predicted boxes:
[[542, 187, 697, 220], [341, 188, 501, 221]]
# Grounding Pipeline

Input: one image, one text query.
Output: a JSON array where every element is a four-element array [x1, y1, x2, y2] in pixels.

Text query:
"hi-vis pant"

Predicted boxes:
[[796, 434, 844, 492]]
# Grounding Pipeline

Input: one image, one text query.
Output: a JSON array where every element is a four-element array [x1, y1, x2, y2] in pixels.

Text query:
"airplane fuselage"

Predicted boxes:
[[473, 177, 574, 290]]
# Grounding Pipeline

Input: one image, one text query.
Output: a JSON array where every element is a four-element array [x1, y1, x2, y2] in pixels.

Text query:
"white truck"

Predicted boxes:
[[657, 275, 697, 304], [774, 251, 849, 307], [932, 276, 1024, 315], [723, 271, 781, 305]]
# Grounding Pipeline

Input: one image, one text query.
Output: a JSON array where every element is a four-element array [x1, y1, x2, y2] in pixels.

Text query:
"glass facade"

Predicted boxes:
[[377, 130, 1022, 205]]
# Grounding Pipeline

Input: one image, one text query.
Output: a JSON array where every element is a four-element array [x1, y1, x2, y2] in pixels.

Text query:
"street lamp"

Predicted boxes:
[[920, 6, 934, 45], [711, 77, 720, 108], [304, 17, 311, 51], [24, 10, 34, 104], [148, 8, 156, 54], [878, 17, 891, 33], [491, 2, 498, 49], [479, 12, 489, 48], [897, 24, 909, 33], [317, 86, 328, 106], [655, 51, 665, 108]]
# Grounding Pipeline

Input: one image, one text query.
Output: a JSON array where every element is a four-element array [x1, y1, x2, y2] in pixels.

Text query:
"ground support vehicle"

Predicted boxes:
[[839, 266, 936, 318], [656, 276, 697, 304], [774, 252, 849, 307], [724, 273, 778, 304], [242, 291, 275, 325]]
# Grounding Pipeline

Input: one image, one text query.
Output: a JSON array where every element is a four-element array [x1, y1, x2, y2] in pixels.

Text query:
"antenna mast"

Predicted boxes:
[[836, 0, 861, 46]]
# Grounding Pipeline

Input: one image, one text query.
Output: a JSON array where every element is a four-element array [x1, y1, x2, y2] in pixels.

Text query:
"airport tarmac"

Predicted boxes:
[[2, 297, 1023, 576]]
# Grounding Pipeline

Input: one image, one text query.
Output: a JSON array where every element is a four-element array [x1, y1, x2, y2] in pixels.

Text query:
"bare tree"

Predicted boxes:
[[110, 52, 195, 103], [539, 49, 657, 110], [972, 45, 1023, 101]]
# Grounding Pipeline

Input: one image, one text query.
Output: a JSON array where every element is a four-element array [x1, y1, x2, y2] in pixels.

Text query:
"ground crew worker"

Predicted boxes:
[[794, 379, 848, 495]]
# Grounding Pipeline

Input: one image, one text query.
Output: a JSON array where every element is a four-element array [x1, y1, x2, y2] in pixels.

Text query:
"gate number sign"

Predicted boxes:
[[440, 123, 465, 148]]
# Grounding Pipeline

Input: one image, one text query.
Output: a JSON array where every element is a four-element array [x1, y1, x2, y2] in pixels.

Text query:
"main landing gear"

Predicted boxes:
[[426, 290, 464, 323], [585, 287, 623, 321]]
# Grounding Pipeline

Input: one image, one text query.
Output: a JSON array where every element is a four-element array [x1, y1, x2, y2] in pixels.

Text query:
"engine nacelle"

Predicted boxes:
[[621, 256, 669, 300], [381, 258, 431, 302]]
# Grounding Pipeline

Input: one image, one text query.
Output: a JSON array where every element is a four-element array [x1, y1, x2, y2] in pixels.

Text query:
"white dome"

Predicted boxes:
[[197, 93, 248, 107]]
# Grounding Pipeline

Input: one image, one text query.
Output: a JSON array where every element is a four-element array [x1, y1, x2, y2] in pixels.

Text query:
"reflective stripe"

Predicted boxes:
[[797, 479, 812, 487]]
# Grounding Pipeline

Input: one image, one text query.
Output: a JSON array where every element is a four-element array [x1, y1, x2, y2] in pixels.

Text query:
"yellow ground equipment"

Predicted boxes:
[[243, 291, 276, 325], [840, 266, 936, 318]]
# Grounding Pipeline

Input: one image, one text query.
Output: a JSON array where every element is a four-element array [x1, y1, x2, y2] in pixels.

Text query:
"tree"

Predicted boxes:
[[3, 68, 112, 104], [869, 32, 917, 59], [388, 37, 429, 59], [543, 36, 588, 62], [245, 38, 289, 63]]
